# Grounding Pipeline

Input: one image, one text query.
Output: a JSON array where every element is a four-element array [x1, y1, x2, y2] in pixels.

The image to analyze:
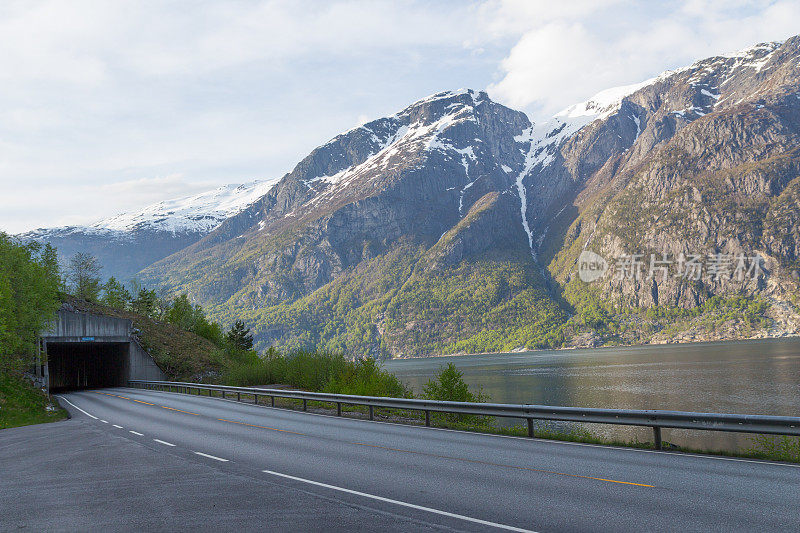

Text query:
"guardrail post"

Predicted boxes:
[[369, 405, 374, 421], [303, 399, 307, 411], [337, 402, 342, 416], [425, 410, 430, 427], [527, 418, 534, 438], [254, 394, 259, 405], [237, 392, 241, 402], [653, 426, 663, 450], [271, 396, 275, 407]]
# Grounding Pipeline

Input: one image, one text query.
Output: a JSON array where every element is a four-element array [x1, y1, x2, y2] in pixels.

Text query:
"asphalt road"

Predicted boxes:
[[1, 388, 798, 532]]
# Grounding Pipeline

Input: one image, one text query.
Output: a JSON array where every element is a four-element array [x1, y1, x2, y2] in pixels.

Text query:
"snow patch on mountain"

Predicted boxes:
[[720, 41, 781, 72], [26, 178, 281, 239], [304, 93, 482, 206], [97, 179, 281, 233]]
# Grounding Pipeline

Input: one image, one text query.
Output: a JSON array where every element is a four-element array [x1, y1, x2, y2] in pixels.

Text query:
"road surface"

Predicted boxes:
[[1, 387, 798, 532]]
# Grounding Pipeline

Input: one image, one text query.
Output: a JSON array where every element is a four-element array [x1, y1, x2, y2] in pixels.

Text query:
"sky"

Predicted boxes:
[[2, 0, 799, 233]]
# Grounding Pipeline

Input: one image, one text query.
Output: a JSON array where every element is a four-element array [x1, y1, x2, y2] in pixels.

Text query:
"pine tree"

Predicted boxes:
[[225, 320, 254, 351], [130, 288, 159, 319]]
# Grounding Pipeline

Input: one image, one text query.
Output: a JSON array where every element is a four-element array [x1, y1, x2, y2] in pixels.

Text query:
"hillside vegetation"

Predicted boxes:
[[0, 373, 66, 429]]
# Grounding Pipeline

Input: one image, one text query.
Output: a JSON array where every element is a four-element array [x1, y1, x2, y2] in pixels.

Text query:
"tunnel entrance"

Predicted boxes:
[[38, 307, 167, 392], [47, 342, 130, 392]]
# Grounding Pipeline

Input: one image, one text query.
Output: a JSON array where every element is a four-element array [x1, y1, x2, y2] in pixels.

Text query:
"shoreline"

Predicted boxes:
[[384, 333, 800, 362]]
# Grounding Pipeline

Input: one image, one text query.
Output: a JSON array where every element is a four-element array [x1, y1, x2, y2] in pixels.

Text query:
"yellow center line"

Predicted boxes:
[[133, 399, 155, 405], [217, 418, 305, 435], [162, 406, 200, 416], [94, 392, 131, 400], [353, 442, 655, 488]]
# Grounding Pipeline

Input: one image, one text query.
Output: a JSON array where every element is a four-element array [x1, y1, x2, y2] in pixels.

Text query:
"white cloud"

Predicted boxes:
[[98, 174, 214, 199], [486, 0, 800, 120]]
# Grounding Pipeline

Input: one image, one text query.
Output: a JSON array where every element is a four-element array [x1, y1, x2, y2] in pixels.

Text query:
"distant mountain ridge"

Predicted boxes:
[[20, 178, 280, 281], [24, 37, 800, 354]]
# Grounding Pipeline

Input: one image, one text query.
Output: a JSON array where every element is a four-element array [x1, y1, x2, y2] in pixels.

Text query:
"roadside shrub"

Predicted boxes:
[[218, 348, 409, 398], [325, 357, 408, 397], [422, 363, 484, 402], [747, 434, 800, 463], [421, 363, 492, 426]]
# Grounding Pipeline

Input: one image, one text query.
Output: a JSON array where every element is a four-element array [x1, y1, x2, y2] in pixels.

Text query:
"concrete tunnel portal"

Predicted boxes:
[[47, 341, 130, 391], [38, 307, 166, 392]]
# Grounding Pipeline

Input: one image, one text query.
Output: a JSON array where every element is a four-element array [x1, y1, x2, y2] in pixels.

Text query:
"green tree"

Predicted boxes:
[[164, 293, 224, 345], [422, 362, 490, 425], [0, 234, 61, 372], [166, 293, 195, 330], [66, 252, 102, 301], [191, 310, 223, 345], [225, 320, 254, 350], [131, 288, 159, 319], [40, 243, 62, 291], [100, 277, 131, 309], [422, 363, 479, 402]]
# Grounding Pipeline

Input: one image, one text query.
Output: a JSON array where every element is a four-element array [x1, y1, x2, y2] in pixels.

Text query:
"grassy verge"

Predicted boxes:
[[0, 373, 67, 430]]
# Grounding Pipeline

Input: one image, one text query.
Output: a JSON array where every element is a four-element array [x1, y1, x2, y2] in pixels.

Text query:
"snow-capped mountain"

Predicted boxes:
[[20, 178, 280, 281], [96, 179, 282, 234], [139, 36, 800, 354]]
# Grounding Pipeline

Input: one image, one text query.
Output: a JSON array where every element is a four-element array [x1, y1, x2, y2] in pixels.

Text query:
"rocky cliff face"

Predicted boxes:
[[544, 37, 800, 334]]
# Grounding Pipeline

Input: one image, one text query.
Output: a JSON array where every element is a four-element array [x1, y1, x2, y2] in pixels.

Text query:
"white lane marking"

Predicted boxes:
[[112, 425, 123, 429], [129, 431, 144, 436], [55, 396, 98, 420], [194, 452, 229, 462], [261, 469, 536, 532], [100, 420, 108, 424], [154, 439, 176, 447]]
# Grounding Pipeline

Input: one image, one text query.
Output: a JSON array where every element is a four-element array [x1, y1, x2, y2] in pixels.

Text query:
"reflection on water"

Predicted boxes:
[[384, 338, 800, 451]]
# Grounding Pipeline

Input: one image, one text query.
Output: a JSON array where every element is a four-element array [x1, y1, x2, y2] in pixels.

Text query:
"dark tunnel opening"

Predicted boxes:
[[47, 342, 130, 392]]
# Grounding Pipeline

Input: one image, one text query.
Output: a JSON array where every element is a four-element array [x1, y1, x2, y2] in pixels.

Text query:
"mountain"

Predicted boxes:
[[19, 179, 280, 281], [37, 36, 800, 356], [140, 88, 569, 355]]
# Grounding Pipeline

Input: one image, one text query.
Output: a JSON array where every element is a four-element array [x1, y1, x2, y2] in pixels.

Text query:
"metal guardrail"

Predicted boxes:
[[129, 380, 800, 450]]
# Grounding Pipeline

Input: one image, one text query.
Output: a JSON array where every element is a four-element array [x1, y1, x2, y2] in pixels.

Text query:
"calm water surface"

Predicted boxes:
[[384, 338, 800, 451]]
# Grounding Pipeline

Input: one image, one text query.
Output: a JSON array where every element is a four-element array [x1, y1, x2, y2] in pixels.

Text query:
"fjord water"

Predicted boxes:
[[384, 338, 800, 452]]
